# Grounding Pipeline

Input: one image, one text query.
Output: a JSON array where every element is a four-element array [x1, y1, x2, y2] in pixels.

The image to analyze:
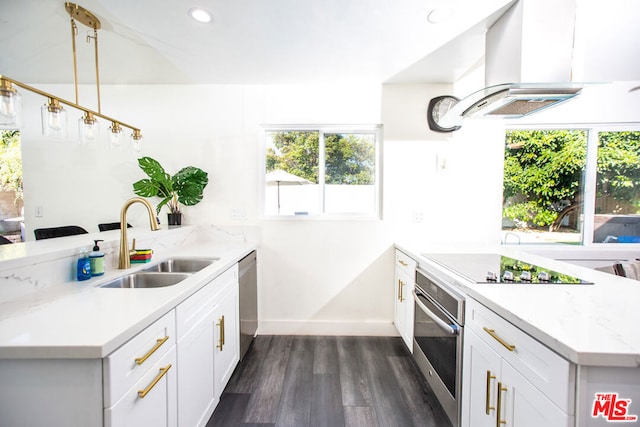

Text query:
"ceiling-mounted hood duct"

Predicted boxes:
[[428, 0, 584, 132]]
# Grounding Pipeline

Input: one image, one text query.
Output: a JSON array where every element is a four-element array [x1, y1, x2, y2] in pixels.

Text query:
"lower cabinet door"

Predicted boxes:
[[213, 285, 239, 400], [177, 312, 216, 427], [105, 346, 177, 427], [461, 328, 502, 427], [501, 361, 572, 427]]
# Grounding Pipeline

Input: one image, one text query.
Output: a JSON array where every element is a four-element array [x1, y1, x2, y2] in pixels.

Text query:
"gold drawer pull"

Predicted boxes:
[[135, 336, 170, 365], [398, 279, 405, 302], [483, 327, 516, 352], [486, 370, 496, 415], [216, 315, 225, 351], [137, 364, 172, 399], [398, 260, 408, 267], [496, 381, 507, 426]]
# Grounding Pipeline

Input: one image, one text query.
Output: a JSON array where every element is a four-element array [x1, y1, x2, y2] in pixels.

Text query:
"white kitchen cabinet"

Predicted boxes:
[[213, 281, 239, 399], [176, 265, 239, 427], [104, 346, 177, 427], [177, 311, 215, 427], [103, 310, 177, 427], [394, 249, 416, 351], [462, 298, 574, 427]]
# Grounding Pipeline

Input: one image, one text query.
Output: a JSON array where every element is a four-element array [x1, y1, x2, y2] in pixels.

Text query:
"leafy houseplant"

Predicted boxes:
[[132, 157, 209, 225]]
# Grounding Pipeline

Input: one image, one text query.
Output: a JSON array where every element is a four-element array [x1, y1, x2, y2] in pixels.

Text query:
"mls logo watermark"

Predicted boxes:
[[592, 393, 638, 422]]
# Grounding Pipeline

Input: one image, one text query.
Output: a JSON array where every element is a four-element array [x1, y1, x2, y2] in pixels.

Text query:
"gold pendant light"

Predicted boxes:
[[0, 2, 143, 146]]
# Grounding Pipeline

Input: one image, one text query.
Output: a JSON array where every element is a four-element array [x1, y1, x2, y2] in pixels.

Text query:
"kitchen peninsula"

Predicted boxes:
[[0, 225, 257, 426]]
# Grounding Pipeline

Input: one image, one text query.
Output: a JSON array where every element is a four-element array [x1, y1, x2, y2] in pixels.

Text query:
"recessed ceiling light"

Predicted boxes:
[[427, 7, 453, 24], [189, 7, 212, 23]]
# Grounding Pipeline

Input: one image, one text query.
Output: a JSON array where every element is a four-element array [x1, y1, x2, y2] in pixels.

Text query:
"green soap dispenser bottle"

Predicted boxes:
[[89, 239, 105, 277]]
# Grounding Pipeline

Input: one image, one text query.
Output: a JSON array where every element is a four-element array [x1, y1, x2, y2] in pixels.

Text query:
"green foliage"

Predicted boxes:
[[133, 157, 209, 214], [0, 130, 23, 202], [503, 130, 640, 227], [266, 131, 319, 183], [503, 130, 587, 227], [596, 131, 640, 205], [325, 134, 375, 184], [503, 201, 558, 227], [267, 131, 375, 184]]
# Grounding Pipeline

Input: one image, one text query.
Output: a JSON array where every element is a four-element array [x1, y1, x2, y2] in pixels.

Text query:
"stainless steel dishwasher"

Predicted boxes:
[[238, 251, 257, 360]]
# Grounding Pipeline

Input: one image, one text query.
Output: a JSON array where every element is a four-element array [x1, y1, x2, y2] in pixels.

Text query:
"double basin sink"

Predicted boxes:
[[99, 258, 219, 289]]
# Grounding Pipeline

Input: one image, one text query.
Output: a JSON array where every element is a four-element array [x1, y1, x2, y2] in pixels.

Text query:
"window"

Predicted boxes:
[[0, 130, 23, 242], [502, 126, 640, 245], [263, 125, 382, 218]]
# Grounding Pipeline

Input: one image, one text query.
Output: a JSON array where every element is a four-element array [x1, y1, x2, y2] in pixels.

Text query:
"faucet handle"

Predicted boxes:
[[129, 238, 137, 255]]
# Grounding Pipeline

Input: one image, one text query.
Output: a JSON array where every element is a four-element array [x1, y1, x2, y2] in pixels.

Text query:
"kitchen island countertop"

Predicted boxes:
[[396, 242, 640, 368]]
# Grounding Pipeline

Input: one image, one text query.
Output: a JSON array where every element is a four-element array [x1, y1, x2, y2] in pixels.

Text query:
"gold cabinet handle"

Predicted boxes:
[[496, 381, 507, 426], [216, 315, 225, 351], [398, 279, 405, 302], [486, 370, 496, 415], [483, 327, 516, 352], [135, 336, 170, 365], [398, 260, 408, 267], [137, 364, 172, 399]]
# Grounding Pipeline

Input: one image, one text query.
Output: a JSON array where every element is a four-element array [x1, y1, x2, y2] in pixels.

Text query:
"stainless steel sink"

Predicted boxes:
[[142, 258, 219, 273], [99, 272, 192, 289]]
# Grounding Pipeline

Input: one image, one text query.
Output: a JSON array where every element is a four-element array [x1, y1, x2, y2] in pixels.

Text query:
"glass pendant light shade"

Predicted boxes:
[[0, 80, 22, 129], [78, 112, 99, 145], [130, 129, 143, 153], [108, 122, 124, 149], [41, 98, 68, 138]]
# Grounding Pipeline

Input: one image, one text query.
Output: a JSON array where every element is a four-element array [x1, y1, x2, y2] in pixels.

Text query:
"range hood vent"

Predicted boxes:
[[460, 85, 582, 118], [428, 0, 584, 132], [430, 83, 582, 132]]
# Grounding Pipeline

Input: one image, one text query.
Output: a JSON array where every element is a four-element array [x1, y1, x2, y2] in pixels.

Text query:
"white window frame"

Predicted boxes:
[[504, 122, 640, 246], [260, 124, 383, 220]]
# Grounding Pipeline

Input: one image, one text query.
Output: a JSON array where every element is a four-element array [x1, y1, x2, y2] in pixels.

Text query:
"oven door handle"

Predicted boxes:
[[413, 290, 459, 336]]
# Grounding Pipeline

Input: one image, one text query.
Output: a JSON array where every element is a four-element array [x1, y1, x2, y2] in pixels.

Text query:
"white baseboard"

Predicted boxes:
[[257, 320, 399, 336]]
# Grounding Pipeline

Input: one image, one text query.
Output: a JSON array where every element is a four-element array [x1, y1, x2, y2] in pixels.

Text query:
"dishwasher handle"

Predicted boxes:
[[413, 290, 459, 336]]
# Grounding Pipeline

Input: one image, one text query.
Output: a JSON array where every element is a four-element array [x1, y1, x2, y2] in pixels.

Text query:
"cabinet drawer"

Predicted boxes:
[[105, 346, 177, 427], [395, 249, 416, 277], [466, 298, 574, 413], [176, 265, 238, 339], [104, 310, 176, 408]]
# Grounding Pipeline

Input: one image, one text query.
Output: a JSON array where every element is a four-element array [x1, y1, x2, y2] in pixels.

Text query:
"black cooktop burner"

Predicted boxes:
[[423, 253, 592, 285]]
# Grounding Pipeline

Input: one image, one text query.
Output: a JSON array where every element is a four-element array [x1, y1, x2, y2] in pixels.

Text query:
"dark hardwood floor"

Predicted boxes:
[[207, 335, 452, 427]]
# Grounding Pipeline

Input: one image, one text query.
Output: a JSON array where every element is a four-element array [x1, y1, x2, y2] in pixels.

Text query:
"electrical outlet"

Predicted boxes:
[[231, 208, 246, 219], [35, 206, 44, 217], [412, 211, 424, 223]]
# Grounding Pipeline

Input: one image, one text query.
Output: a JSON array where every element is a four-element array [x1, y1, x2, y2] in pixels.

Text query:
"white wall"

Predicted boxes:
[[17, 78, 638, 335], [16, 80, 505, 335]]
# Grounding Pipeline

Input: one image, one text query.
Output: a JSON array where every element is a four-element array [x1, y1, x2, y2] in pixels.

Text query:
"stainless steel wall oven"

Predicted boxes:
[[413, 267, 465, 427]]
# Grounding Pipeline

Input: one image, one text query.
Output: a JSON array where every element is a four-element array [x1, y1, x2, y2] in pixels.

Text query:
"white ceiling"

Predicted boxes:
[[0, 0, 515, 85]]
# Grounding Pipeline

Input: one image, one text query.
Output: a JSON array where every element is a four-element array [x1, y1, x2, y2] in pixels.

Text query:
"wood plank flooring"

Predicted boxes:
[[207, 336, 452, 427]]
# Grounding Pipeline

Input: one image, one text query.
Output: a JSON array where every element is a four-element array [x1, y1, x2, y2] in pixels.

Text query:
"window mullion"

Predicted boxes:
[[318, 131, 326, 214], [583, 128, 599, 245]]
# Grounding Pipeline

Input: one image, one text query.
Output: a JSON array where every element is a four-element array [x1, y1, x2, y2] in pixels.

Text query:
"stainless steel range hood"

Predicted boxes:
[[459, 84, 582, 118], [432, 83, 582, 131], [429, 0, 584, 132]]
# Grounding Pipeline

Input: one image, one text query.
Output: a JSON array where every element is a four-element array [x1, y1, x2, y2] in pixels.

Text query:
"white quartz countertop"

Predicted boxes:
[[0, 226, 257, 359], [396, 242, 640, 368]]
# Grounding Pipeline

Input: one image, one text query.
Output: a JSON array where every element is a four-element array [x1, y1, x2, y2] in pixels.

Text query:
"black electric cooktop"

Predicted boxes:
[[422, 253, 592, 285]]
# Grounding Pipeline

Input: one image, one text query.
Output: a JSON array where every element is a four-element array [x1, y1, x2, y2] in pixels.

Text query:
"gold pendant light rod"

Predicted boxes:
[[70, 18, 79, 104], [65, 2, 102, 113], [91, 27, 101, 113], [0, 74, 142, 138]]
